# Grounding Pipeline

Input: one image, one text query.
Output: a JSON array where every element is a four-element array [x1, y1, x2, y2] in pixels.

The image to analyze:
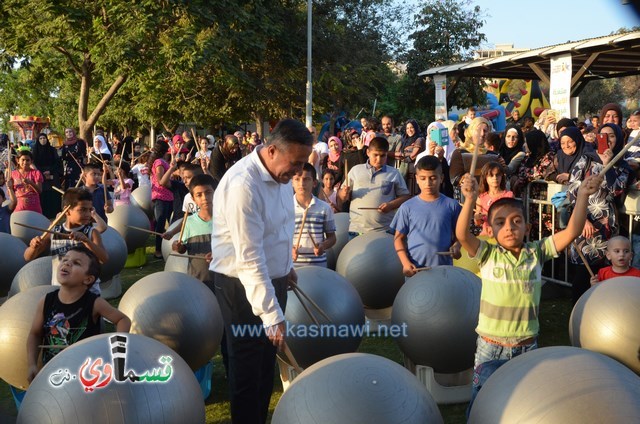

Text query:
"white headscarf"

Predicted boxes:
[[93, 135, 111, 155]]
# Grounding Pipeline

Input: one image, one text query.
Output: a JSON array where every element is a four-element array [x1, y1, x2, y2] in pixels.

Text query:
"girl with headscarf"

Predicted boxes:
[[61, 128, 87, 189], [323, 136, 344, 183], [399, 120, 424, 191], [558, 126, 629, 303], [33, 133, 62, 218], [512, 129, 557, 197], [499, 125, 526, 179], [91, 135, 112, 164], [449, 117, 491, 186]]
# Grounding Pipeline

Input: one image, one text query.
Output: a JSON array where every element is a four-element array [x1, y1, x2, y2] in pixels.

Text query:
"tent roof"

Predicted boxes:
[[418, 31, 640, 88]]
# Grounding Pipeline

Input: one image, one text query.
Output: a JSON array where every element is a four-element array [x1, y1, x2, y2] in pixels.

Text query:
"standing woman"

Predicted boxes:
[[322, 136, 344, 183], [558, 127, 629, 303], [91, 134, 112, 164], [11, 150, 44, 213], [449, 116, 491, 186], [498, 125, 526, 186], [32, 133, 62, 218], [61, 128, 86, 189], [148, 141, 176, 259], [400, 119, 425, 191]]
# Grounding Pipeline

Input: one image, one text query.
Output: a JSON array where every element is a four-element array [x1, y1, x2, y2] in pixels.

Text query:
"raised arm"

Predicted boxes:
[[455, 173, 481, 257]]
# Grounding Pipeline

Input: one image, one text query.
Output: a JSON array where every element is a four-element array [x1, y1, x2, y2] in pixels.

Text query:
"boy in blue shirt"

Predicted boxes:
[[391, 156, 461, 277], [81, 163, 113, 223]]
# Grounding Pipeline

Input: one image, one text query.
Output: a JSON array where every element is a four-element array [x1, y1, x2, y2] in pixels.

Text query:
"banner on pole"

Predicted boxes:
[[550, 54, 572, 119], [434, 74, 447, 121]]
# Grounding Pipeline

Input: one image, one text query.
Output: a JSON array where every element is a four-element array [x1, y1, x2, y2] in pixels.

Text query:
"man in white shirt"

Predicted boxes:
[[210, 118, 313, 424]]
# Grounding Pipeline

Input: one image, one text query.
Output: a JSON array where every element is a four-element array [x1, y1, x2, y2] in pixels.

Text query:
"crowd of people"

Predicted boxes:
[[5, 103, 640, 423]]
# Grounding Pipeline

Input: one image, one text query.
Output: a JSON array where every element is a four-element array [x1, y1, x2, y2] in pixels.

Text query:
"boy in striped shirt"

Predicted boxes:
[[292, 163, 336, 267], [456, 172, 603, 414]]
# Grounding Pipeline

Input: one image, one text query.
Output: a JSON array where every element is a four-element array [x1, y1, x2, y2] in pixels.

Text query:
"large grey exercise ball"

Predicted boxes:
[[336, 231, 404, 309], [118, 271, 223, 370], [272, 352, 443, 424], [161, 218, 183, 261], [10, 210, 51, 245], [0, 233, 27, 296], [392, 266, 481, 374], [570, 276, 640, 373], [107, 204, 151, 253], [0, 285, 58, 389], [285, 266, 365, 369], [164, 253, 188, 273], [326, 212, 349, 270], [17, 333, 205, 424], [99, 227, 128, 282], [8, 256, 51, 297], [130, 185, 153, 217], [468, 346, 640, 423]]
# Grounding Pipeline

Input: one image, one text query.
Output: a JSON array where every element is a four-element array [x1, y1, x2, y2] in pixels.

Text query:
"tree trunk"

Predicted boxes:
[[252, 111, 263, 139]]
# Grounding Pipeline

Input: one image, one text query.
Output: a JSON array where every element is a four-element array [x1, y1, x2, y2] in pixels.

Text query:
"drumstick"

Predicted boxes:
[[14, 222, 69, 238], [69, 152, 82, 169], [307, 230, 319, 249], [573, 242, 595, 278], [126, 225, 164, 237], [600, 132, 640, 174], [52, 186, 65, 195], [344, 161, 349, 183], [169, 253, 207, 260], [288, 280, 333, 323], [436, 251, 454, 256], [178, 205, 192, 243], [45, 205, 71, 236], [283, 342, 303, 374], [295, 208, 309, 250], [357, 207, 380, 210], [291, 287, 320, 326], [468, 139, 481, 177], [414, 267, 432, 272], [131, 142, 135, 164]]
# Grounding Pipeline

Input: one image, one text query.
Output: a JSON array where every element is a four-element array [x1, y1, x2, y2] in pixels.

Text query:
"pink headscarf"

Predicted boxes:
[[328, 136, 343, 163]]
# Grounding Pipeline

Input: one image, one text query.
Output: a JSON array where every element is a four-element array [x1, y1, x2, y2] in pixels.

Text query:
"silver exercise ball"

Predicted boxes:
[[0, 285, 58, 389], [285, 267, 365, 369], [8, 256, 51, 297], [569, 276, 640, 373], [468, 346, 640, 423], [118, 271, 223, 370], [0, 233, 27, 296], [392, 266, 481, 373], [17, 333, 205, 424], [99, 227, 128, 282], [161, 218, 183, 261], [336, 231, 404, 309], [10, 210, 50, 245], [326, 212, 350, 270], [272, 352, 443, 424], [107, 204, 151, 253], [130, 185, 153, 217], [164, 253, 188, 273]]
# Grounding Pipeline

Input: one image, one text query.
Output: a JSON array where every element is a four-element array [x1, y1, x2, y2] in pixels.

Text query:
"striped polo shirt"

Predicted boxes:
[[474, 237, 558, 341], [293, 195, 336, 266]]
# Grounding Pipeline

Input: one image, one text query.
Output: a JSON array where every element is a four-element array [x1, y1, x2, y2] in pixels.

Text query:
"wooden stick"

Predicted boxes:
[[38, 345, 67, 350], [288, 280, 333, 323], [344, 161, 349, 183], [69, 152, 82, 170], [131, 142, 135, 164], [103, 182, 108, 207], [126, 225, 164, 237], [357, 207, 380, 210], [14, 222, 69, 238], [600, 131, 640, 174], [169, 253, 206, 260], [90, 152, 106, 165], [45, 205, 71, 236], [186, 146, 195, 161], [291, 287, 320, 326], [295, 208, 309, 250], [282, 342, 303, 374], [178, 205, 191, 243], [307, 230, 319, 249], [52, 186, 65, 195], [468, 138, 481, 177], [414, 266, 432, 272], [74, 176, 83, 188], [573, 242, 595, 278], [436, 251, 454, 256]]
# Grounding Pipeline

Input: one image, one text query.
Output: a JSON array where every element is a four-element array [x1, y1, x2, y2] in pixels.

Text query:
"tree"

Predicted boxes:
[[0, 0, 235, 141], [393, 0, 487, 121], [577, 79, 624, 118]]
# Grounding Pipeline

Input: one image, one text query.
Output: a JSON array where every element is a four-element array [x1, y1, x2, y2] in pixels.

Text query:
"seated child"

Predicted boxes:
[[456, 172, 603, 414], [391, 156, 461, 277], [338, 137, 410, 236], [590, 235, 640, 285], [24, 188, 109, 295], [26, 246, 130, 382], [172, 174, 216, 291], [0, 171, 17, 233], [292, 163, 337, 268]]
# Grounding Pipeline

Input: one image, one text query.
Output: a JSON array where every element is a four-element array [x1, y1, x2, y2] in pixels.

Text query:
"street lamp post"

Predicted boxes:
[[305, 0, 312, 128]]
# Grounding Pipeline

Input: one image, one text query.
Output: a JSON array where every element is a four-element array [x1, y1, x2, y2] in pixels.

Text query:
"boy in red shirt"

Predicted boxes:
[[590, 236, 640, 285]]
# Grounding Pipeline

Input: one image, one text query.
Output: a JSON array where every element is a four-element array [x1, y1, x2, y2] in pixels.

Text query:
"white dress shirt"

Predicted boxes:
[[210, 146, 294, 327]]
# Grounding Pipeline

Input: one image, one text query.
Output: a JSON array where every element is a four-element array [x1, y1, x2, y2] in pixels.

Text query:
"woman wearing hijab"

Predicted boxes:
[[33, 133, 62, 218], [61, 128, 87, 189], [91, 135, 112, 164], [399, 120, 425, 191], [499, 125, 526, 179], [414, 121, 454, 197], [449, 116, 491, 187], [558, 126, 629, 304], [323, 136, 344, 183], [511, 129, 556, 197], [598, 103, 623, 127]]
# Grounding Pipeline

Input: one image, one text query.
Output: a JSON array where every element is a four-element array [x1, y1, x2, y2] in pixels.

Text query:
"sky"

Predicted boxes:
[[471, 0, 640, 49]]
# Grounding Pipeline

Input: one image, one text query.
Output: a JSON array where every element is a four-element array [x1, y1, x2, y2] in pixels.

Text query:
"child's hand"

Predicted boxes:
[[402, 263, 417, 278], [313, 244, 324, 257], [161, 232, 172, 240], [577, 174, 603, 197], [292, 247, 298, 262], [378, 202, 390, 213], [70, 231, 89, 243], [460, 173, 478, 200], [29, 236, 43, 249], [27, 364, 39, 383], [205, 252, 212, 263], [337, 184, 351, 202], [450, 242, 462, 260], [473, 212, 486, 223], [581, 220, 595, 239], [171, 240, 183, 252], [104, 204, 114, 214], [590, 274, 599, 286]]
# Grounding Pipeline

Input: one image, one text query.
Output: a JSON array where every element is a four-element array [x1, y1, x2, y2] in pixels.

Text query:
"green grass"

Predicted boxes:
[[0, 247, 575, 424]]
